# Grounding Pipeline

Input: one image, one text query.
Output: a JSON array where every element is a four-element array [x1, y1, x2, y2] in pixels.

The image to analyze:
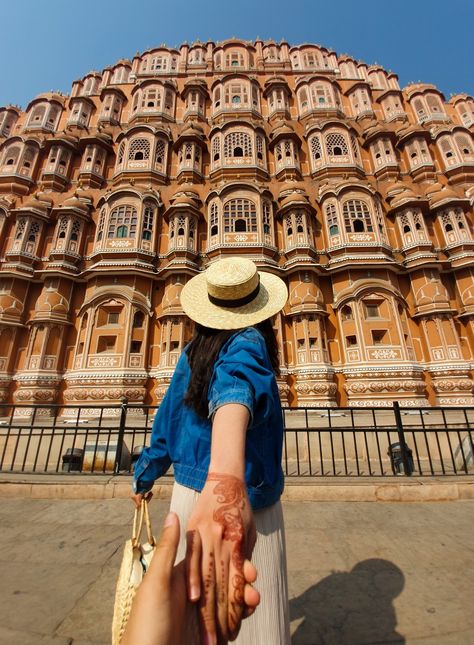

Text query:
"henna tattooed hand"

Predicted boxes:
[[186, 472, 257, 644]]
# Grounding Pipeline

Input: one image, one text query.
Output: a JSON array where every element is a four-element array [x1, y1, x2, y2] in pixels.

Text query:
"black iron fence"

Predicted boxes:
[[0, 402, 473, 478]]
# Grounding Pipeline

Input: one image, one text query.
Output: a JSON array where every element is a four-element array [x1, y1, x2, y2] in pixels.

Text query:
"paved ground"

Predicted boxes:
[[0, 498, 473, 645]]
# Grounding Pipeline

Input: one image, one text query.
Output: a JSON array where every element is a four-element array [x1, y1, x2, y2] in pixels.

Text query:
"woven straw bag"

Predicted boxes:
[[112, 499, 156, 645]]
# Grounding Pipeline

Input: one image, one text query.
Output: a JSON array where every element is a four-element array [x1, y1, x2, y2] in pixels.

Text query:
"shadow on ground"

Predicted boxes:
[[290, 558, 405, 645]]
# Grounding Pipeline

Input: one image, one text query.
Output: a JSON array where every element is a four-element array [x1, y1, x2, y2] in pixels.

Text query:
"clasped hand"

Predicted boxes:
[[123, 509, 259, 645], [186, 472, 257, 644]]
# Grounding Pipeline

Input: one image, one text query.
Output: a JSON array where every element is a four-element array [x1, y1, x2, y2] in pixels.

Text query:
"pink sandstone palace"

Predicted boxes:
[[0, 39, 473, 413]]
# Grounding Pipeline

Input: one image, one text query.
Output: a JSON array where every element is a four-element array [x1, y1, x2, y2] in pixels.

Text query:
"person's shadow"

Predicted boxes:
[[290, 559, 405, 644]]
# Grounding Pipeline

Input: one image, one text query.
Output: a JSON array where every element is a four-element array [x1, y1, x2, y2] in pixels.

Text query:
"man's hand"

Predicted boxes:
[[122, 510, 259, 645], [186, 472, 257, 644]]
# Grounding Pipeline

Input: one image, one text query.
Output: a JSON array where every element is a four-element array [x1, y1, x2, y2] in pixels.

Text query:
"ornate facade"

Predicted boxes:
[[0, 39, 473, 413]]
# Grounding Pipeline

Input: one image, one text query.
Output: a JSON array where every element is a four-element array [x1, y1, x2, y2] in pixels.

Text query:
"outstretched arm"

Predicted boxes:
[[186, 403, 256, 644]]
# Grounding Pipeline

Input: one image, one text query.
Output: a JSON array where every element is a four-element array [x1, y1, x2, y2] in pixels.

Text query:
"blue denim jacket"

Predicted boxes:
[[133, 327, 284, 510]]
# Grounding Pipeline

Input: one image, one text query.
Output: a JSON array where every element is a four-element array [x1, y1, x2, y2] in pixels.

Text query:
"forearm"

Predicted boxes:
[[208, 403, 249, 479]]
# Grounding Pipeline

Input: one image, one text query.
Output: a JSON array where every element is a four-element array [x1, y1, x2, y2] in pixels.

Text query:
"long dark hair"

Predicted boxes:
[[184, 318, 279, 419]]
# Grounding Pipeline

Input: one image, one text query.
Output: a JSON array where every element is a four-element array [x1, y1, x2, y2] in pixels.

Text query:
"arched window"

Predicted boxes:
[[343, 200, 373, 233], [107, 205, 138, 239], [223, 198, 257, 233], [133, 311, 145, 328], [341, 306, 353, 321]]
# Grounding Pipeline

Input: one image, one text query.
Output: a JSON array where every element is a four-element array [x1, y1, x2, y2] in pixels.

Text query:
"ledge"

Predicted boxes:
[[0, 473, 473, 502]]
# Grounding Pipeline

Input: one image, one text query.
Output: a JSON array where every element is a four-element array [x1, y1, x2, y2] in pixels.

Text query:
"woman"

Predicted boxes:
[[133, 256, 290, 645]]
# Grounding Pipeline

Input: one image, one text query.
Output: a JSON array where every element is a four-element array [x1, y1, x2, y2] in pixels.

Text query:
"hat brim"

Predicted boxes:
[[180, 270, 288, 330]]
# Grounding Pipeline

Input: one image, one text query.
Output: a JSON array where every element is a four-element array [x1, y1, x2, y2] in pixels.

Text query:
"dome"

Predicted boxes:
[[288, 276, 324, 312], [34, 290, 69, 317], [428, 186, 464, 209], [279, 193, 309, 209], [424, 182, 444, 197], [0, 293, 23, 319], [161, 279, 185, 313]]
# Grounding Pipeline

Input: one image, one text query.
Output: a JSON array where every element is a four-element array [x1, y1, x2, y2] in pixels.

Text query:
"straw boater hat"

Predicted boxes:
[[180, 257, 288, 330]]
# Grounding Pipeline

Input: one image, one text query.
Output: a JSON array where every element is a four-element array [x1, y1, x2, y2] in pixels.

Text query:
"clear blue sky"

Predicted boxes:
[[1, 0, 472, 108]]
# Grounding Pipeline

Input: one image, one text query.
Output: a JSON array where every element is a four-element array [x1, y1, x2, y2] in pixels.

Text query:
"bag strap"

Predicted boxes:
[[131, 499, 155, 547]]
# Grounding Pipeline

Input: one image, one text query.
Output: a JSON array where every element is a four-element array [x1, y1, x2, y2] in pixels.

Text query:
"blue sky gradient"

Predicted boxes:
[[1, 0, 472, 108]]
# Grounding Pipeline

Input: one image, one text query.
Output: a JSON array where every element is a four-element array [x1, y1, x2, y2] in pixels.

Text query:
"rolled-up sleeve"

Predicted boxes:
[[208, 330, 272, 424]]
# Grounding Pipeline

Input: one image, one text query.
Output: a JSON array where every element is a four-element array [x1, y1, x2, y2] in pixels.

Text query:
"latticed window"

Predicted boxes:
[[372, 138, 395, 166], [256, 136, 264, 161], [28, 221, 40, 240], [310, 136, 322, 161], [155, 140, 166, 168], [400, 213, 410, 233], [189, 218, 196, 240], [413, 98, 426, 120], [209, 202, 219, 236], [250, 86, 259, 110], [118, 142, 125, 166], [29, 105, 46, 125], [111, 66, 128, 83], [454, 209, 469, 235], [407, 139, 431, 167], [2, 145, 20, 168], [426, 95, 443, 114], [18, 147, 36, 176], [107, 205, 138, 239], [129, 138, 150, 161], [304, 51, 320, 68], [299, 88, 309, 110], [212, 136, 221, 161], [223, 199, 257, 233], [350, 88, 371, 115], [71, 219, 81, 242], [325, 203, 339, 236], [350, 135, 360, 161], [82, 77, 98, 95], [439, 137, 459, 165], [413, 211, 424, 233], [96, 209, 106, 241], [455, 133, 474, 158], [142, 204, 155, 240], [15, 218, 26, 240], [223, 132, 252, 158], [57, 217, 68, 240], [164, 90, 174, 113], [326, 133, 349, 158], [343, 200, 373, 233], [262, 201, 272, 236], [375, 202, 387, 241]]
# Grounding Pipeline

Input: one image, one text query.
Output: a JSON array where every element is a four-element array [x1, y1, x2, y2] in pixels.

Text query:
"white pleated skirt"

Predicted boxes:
[[170, 481, 291, 645]]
